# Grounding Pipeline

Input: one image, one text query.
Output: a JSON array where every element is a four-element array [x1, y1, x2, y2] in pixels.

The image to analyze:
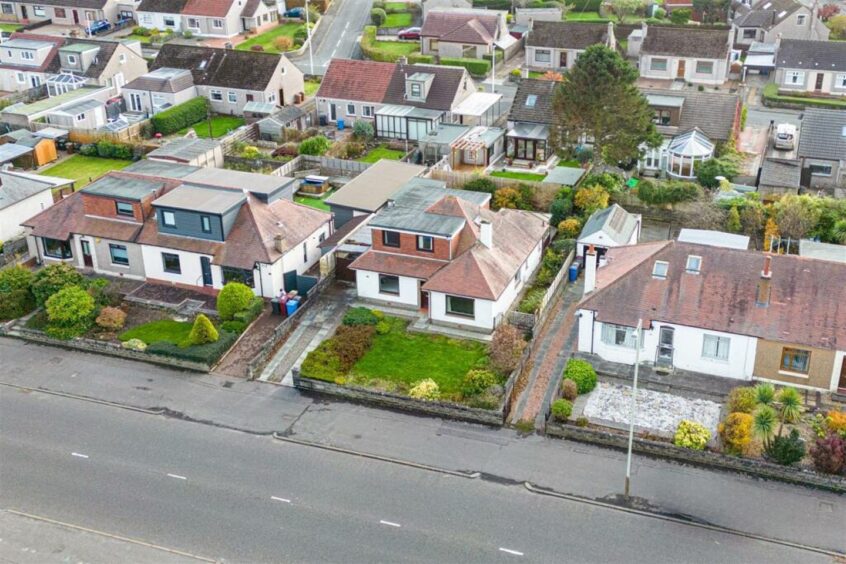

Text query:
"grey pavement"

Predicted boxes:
[[0, 338, 844, 556], [0, 388, 837, 564], [289, 0, 373, 74]]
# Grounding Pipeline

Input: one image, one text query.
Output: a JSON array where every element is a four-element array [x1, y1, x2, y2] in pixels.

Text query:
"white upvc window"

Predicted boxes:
[[346, 103, 355, 116], [362, 105, 374, 117], [796, 14, 806, 25], [21, 50, 34, 60], [650, 57, 668, 71], [534, 49, 551, 63], [119, 53, 126, 64], [695, 60, 713, 74], [836, 74, 846, 89], [228, 91, 237, 103], [685, 255, 702, 274], [785, 70, 804, 85], [15, 72, 25, 84], [702, 334, 730, 361], [33, 5, 46, 17], [188, 18, 200, 28], [210, 89, 223, 101], [652, 260, 669, 279], [67, 54, 77, 65], [212, 19, 224, 29], [601, 323, 638, 348], [141, 13, 153, 24]]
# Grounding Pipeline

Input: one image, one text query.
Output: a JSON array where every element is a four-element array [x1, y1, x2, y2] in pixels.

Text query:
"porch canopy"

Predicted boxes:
[[452, 92, 502, 126]]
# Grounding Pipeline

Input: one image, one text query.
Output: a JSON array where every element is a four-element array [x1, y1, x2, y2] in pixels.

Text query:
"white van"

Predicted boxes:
[[774, 123, 797, 150]]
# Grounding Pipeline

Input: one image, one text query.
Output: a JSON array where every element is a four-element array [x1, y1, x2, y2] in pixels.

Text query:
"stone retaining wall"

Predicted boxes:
[[293, 370, 507, 426], [6, 327, 211, 373], [545, 419, 846, 493]]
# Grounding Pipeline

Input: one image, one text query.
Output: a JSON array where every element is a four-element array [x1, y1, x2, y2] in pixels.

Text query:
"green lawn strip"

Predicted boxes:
[[177, 116, 245, 138], [558, 159, 581, 168], [359, 145, 405, 163], [351, 317, 488, 396], [119, 319, 193, 345], [490, 170, 547, 182], [0, 23, 23, 32], [304, 79, 321, 97], [385, 2, 408, 9], [236, 22, 302, 53], [124, 33, 153, 44], [565, 11, 611, 21], [371, 39, 419, 57], [294, 194, 331, 211], [382, 13, 413, 27], [762, 83, 846, 109], [40, 155, 132, 190]]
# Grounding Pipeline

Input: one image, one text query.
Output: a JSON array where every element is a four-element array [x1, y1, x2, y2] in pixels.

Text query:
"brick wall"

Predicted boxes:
[[81, 194, 144, 223], [371, 228, 452, 260]]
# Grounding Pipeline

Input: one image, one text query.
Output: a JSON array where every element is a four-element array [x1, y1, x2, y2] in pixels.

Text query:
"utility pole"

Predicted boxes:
[[624, 318, 643, 500], [305, 0, 314, 76]]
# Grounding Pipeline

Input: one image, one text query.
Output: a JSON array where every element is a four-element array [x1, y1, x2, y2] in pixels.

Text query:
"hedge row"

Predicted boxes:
[[361, 25, 399, 62], [483, 51, 504, 63], [151, 97, 209, 135], [146, 330, 237, 364], [408, 52, 434, 64], [566, 0, 603, 10], [440, 57, 491, 77], [762, 83, 846, 110]]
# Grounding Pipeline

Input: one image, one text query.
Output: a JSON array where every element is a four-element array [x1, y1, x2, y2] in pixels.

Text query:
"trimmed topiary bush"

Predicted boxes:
[[439, 57, 491, 77], [719, 412, 753, 456], [188, 313, 219, 345], [95, 306, 127, 330], [146, 330, 236, 363], [409, 378, 440, 400], [216, 282, 255, 321], [375, 320, 391, 335], [45, 285, 95, 339], [221, 320, 248, 334], [551, 399, 573, 422], [342, 307, 379, 326], [461, 369, 499, 397], [673, 420, 711, 450], [32, 263, 84, 306], [764, 429, 806, 466], [370, 7, 387, 25], [561, 378, 578, 401], [562, 359, 597, 394]]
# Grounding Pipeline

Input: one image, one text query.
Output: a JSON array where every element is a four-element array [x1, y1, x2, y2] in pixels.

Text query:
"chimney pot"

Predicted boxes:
[[274, 234, 285, 253], [761, 254, 772, 279], [584, 246, 598, 295], [479, 219, 493, 248]]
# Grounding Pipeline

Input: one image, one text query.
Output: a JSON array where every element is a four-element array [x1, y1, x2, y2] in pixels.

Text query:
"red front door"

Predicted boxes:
[[419, 282, 429, 310]]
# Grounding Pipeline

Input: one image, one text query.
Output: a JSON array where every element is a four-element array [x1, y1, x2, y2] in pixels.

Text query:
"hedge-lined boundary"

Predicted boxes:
[[762, 83, 846, 110], [152, 97, 210, 135], [440, 57, 491, 77]]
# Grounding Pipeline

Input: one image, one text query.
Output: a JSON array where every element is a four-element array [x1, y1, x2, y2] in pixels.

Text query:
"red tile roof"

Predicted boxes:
[[317, 59, 397, 103], [421, 11, 499, 44], [183, 0, 235, 17], [23, 192, 145, 242], [579, 241, 846, 350], [349, 251, 447, 279]]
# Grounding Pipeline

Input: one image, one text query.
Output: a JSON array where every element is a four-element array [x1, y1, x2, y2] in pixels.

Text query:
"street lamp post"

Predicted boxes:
[[304, 0, 314, 76], [624, 318, 643, 500]]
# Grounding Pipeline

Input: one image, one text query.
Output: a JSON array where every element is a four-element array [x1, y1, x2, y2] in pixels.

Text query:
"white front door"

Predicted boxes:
[[129, 93, 142, 112], [112, 71, 125, 94]]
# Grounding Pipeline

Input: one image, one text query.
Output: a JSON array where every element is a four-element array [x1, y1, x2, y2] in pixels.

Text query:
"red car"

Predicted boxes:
[[397, 27, 421, 40]]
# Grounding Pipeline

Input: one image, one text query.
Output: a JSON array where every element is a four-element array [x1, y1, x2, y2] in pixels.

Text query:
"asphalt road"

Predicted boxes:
[[289, 0, 373, 75], [1, 389, 837, 563]]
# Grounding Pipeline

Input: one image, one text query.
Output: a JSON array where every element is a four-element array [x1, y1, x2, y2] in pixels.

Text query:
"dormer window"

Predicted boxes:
[[685, 255, 701, 274], [652, 260, 669, 279], [382, 230, 400, 247], [796, 14, 806, 25], [162, 210, 176, 227], [410, 83, 421, 98], [67, 54, 77, 65], [21, 50, 34, 60], [416, 235, 433, 252], [115, 201, 134, 217]]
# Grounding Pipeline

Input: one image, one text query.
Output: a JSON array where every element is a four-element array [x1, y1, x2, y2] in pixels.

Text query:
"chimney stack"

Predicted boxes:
[[606, 21, 617, 51], [584, 244, 597, 295], [756, 255, 772, 307], [274, 234, 285, 254], [479, 219, 492, 248]]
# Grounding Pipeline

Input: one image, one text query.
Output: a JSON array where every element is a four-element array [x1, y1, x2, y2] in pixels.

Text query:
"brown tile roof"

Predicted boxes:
[[23, 192, 145, 242], [152, 44, 283, 90], [421, 11, 499, 44], [349, 251, 447, 279], [641, 25, 731, 59], [641, 88, 740, 142], [183, 0, 235, 17], [423, 208, 549, 300], [137, 0, 188, 13], [384, 62, 470, 110], [527, 21, 612, 50], [317, 59, 397, 103], [579, 241, 846, 350], [508, 78, 557, 124]]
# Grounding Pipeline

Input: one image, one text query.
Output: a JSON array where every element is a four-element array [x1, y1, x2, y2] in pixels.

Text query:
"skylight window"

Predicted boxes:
[[652, 260, 669, 279], [685, 255, 702, 274], [525, 95, 537, 108]]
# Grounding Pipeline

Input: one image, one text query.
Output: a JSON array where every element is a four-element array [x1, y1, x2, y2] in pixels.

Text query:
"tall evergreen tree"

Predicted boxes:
[[551, 45, 662, 166]]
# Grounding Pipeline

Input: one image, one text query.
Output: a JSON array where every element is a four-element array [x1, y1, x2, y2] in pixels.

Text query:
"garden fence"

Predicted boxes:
[[428, 168, 561, 192], [276, 155, 371, 178], [508, 249, 574, 331], [31, 120, 151, 143]]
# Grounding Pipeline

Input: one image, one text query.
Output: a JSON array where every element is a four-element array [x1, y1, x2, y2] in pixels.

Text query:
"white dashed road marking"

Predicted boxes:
[[499, 548, 524, 556], [379, 520, 401, 528], [71, 452, 89, 459], [271, 496, 291, 503], [166, 473, 187, 480]]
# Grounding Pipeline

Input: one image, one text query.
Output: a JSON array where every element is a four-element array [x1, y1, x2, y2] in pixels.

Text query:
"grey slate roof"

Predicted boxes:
[[137, 0, 189, 13], [383, 63, 469, 111], [82, 176, 164, 201], [153, 184, 246, 214], [734, 0, 802, 29], [776, 39, 846, 72], [45, 39, 120, 80], [22, 0, 107, 7], [759, 157, 801, 188], [123, 160, 201, 179], [123, 68, 195, 93], [797, 108, 846, 162], [148, 138, 221, 162], [641, 88, 740, 142], [527, 21, 611, 50], [0, 171, 54, 211], [641, 26, 730, 59], [578, 203, 639, 245], [152, 44, 283, 91], [508, 78, 557, 125]]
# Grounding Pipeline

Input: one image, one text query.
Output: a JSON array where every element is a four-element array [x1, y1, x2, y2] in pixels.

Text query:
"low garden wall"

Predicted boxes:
[[5, 326, 212, 373], [545, 419, 846, 493], [293, 369, 507, 426]]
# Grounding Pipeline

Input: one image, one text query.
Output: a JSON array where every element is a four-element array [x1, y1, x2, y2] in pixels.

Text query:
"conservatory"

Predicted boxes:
[[47, 72, 87, 97], [639, 128, 715, 179]]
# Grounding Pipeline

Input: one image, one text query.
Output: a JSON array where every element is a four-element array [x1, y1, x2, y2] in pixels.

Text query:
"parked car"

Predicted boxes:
[[397, 27, 421, 40], [283, 7, 304, 18], [86, 19, 112, 35], [774, 123, 797, 150]]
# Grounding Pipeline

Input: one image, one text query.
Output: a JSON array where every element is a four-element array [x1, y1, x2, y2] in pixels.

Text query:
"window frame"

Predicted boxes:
[[534, 49, 551, 63], [836, 73, 846, 89], [416, 235, 433, 252], [695, 60, 713, 75], [66, 54, 77, 65], [650, 57, 668, 72], [410, 83, 421, 98], [701, 334, 730, 361], [42, 237, 72, 259], [54, 7, 66, 18], [21, 50, 34, 61], [221, 266, 254, 287], [115, 201, 134, 217], [1, 3, 13, 15], [796, 13, 806, 25], [188, 17, 200, 29], [346, 103, 356, 116], [780, 347, 810, 375], [378, 274, 400, 295], [362, 105, 374, 117], [161, 210, 176, 227], [212, 18, 224, 29], [785, 70, 804, 85], [652, 260, 669, 279], [163, 16, 175, 27], [382, 230, 400, 248], [446, 295, 475, 318], [109, 243, 130, 266], [601, 323, 637, 348], [685, 255, 701, 274], [210, 89, 223, 101], [653, 109, 671, 125], [161, 252, 182, 274], [302, 242, 308, 263], [33, 5, 46, 17], [809, 164, 833, 176], [15, 72, 25, 84], [227, 91, 237, 104], [200, 215, 212, 233], [742, 28, 757, 39]]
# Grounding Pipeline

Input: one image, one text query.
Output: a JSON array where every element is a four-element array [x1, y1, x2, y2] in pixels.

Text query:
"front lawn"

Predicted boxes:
[[385, 1, 409, 9], [351, 317, 488, 396], [41, 155, 132, 190], [236, 22, 303, 53], [382, 12, 413, 27], [359, 144, 405, 163], [177, 115, 245, 138], [565, 11, 611, 21], [370, 38, 419, 57], [490, 170, 547, 182], [119, 319, 193, 345], [763, 82, 846, 109], [304, 78, 321, 97], [295, 192, 332, 211], [0, 23, 23, 32]]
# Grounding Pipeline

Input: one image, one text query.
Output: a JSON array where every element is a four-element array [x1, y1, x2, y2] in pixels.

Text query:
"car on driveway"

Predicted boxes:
[[283, 7, 304, 18], [397, 27, 421, 40]]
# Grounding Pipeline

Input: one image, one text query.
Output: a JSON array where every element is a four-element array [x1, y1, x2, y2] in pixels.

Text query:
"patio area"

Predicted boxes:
[[125, 282, 218, 315]]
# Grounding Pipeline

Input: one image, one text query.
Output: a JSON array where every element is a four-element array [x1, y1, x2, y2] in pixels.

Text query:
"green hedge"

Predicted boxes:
[[146, 330, 237, 364], [151, 97, 210, 135], [439, 57, 491, 77], [567, 0, 603, 10], [360, 25, 396, 62], [408, 52, 434, 64], [232, 296, 264, 324], [483, 51, 504, 63], [472, 0, 511, 9], [762, 83, 846, 110]]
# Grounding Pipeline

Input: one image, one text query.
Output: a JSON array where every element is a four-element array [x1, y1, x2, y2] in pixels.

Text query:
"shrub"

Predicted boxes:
[[216, 282, 255, 320], [826, 410, 846, 436], [375, 320, 391, 335], [408, 52, 434, 64], [674, 420, 711, 450], [563, 359, 597, 394], [489, 324, 526, 374], [549, 196, 573, 226], [221, 320, 248, 334], [333, 325, 376, 370], [182, 30, 193, 39], [147, 330, 236, 364], [273, 35, 294, 51], [370, 7, 387, 25], [463, 176, 497, 194], [727, 386, 757, 414], [581, 172, 623, 194], [0, 265, 35, 320], [439, 57, 491, 77], [353, 120, 374, 140], [121, 338, 147, 351], [133, 26, 150, 36], [635, 180, 702, 206], [250, 44, 265, 51], [669, 7, 691, 23], [755, 382, 775, 406], [232, 296, 264, 325], [461, 369, 499, 397], [764, 429, 806, 466], [551, 399, 573, 422], [517, 286, 545, 314], [510, 68, 521, 77], [557, 217, 582, 238], [409, 378, 440, 400], [561, 378, 578, 401], [492, 187, 523, 210], [95, 306, 126, 330], [696, 155, 741, 188], [298, 135, 331, 156], [300, 340, 343, 381], [188, 313, 219, 345], [810, 434, 845, 475], [371, 309, 384, 320], [719, 412, 753, 455], [342, 307, 379, 326], [574, 185, 610, 216], [95, 140, 134, 160], [575, 416, 589, 427], [151, 97, 209, 136], [45, 285, 95, 339], [32, 263, 84, 306]]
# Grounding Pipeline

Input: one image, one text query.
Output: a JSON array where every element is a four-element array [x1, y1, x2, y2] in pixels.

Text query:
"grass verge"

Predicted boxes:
[[359, 144, 405, 163], [119, 319, 193, 345], [40, 155, 132, 190], [177, 115, 245, 138], [490, 170, 547, 182]]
